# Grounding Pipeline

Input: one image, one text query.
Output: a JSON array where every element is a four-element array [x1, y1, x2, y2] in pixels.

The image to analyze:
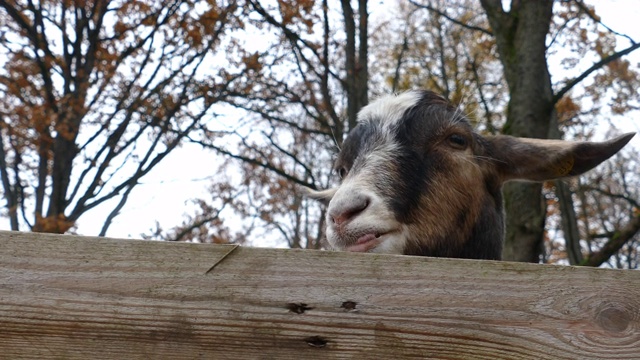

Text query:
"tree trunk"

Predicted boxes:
[[341, 0, 358, 131], [0, 129, 19, 230], [555, 180, 583, 264], [548, 112, 584, 265], [341, 0, 368, 132], [357, 0, 369, 111], [480, 0, 554, 262]]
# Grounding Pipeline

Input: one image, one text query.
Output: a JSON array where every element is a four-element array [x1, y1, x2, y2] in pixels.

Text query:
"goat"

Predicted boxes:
[[306, 90, 635, 260]]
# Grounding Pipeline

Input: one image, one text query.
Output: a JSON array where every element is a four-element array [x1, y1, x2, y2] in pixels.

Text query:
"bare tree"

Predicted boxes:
[[0, 0, 241, 234]]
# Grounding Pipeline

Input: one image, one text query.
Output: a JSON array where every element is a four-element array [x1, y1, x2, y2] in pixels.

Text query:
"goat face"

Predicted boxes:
[[307, 90, 635, 260]]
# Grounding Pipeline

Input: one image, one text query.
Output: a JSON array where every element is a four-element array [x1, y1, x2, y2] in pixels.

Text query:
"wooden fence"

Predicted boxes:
[[0, 230, 639, 359]]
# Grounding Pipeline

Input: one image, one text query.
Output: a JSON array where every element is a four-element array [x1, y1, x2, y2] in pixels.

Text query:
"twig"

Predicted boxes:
[[205, 244, 240, 274]]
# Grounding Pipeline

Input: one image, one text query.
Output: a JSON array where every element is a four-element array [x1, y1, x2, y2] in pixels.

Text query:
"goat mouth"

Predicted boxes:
[[345, 233, 384, 252]]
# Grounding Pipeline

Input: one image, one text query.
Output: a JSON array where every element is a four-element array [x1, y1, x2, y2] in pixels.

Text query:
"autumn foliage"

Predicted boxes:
[[0, 0, 241, 234]]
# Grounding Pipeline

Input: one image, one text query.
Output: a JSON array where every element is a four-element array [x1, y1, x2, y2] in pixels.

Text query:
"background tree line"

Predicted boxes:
[[1, 0, 639, 268]]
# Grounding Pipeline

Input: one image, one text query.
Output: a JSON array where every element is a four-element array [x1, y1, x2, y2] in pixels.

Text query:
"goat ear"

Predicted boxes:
[[300, 186, 337, 205], [485, 132, 635, 182]]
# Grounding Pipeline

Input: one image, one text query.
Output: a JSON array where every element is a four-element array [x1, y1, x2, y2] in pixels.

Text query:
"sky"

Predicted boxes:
[[4, 1, 640, 244]]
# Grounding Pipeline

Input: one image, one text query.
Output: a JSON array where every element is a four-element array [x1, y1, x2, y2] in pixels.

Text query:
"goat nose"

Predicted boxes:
[[329, 193, 370, 226]]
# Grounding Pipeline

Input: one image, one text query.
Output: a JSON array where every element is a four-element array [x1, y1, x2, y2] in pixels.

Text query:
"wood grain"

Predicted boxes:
[[0, 230, 639, 359]]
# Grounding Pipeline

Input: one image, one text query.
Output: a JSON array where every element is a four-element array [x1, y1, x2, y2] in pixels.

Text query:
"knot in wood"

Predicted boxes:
[[595, 304, 631, 333]]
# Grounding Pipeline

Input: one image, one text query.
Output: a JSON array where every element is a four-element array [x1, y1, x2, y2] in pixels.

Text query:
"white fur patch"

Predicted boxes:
[[357, 91, 422, 132], [325, 161, 404, 253]]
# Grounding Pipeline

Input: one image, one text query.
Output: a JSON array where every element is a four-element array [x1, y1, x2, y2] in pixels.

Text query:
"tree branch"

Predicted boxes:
[[166, 195, 236, 242], [410, 0, 493, 35], [98, 184, 133, 237], [574, 0, 637, 45], [553, 42, 640, 103], [579, 214, 640, 267], [189, 137, 317, 191], [579, 185, 640, 210], [261, 129, 318, 185]]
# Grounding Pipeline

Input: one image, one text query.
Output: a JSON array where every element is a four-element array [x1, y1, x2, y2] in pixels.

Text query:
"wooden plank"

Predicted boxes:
[[0, 230, 639, 359]]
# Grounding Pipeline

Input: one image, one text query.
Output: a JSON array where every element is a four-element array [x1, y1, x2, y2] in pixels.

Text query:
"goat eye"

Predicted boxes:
[[448, 134, 468, 149], [337, 167, 348, 179]]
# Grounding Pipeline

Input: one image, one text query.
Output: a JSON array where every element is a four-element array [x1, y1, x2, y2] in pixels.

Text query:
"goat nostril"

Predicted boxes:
[[329, 195, 370, 226], [357, 199, 370, 212], [331, 214, 346, 226], [347, 201, 367, 219]]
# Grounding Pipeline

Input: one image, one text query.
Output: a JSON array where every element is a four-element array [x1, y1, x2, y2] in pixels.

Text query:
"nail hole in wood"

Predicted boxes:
[[287, 302, 313, 314], [305, 336, 328, 348], [341, 300, 357, 311]]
